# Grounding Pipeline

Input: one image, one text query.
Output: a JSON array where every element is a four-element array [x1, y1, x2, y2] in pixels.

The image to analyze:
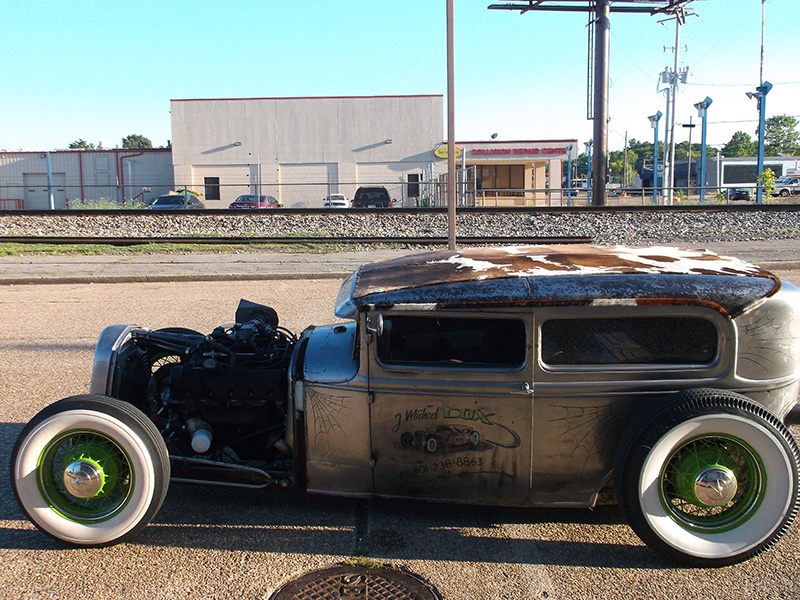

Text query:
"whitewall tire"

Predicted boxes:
[[11, 395, 169, 546]]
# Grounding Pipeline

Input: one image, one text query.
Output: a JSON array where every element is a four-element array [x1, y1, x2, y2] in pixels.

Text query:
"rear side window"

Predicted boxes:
[[377, 316, 526, 368], [541, 317, 717, 366]]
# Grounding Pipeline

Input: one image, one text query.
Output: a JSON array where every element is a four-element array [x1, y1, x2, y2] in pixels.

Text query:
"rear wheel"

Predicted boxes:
[[614, 389, 800, 567], [11, 394, 169, 546]]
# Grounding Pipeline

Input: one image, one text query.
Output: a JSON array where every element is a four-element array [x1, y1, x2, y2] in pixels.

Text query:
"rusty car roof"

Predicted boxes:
[[334, 245, 779, 318]]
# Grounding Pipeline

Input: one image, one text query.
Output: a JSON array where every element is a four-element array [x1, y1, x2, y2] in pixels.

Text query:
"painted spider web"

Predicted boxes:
[[550, 404, 619, 469], [740, 311, 800, 373], [307, 388, 351, 439]]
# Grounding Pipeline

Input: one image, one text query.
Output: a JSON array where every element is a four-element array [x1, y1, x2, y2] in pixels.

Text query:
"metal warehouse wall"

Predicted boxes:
[[0, 149, 174, 209]]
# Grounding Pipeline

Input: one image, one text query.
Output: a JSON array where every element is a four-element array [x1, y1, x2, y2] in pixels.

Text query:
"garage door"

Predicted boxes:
[[23, 173, 67, 210], [278, 163, 338, 208]]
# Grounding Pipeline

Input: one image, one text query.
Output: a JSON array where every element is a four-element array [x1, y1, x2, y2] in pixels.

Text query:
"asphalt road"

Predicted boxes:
[[1, 262, 799, 599]]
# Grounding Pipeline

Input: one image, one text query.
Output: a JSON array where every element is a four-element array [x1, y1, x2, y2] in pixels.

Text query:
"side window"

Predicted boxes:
[[407, 173, 420, 198], [377, 315, 526, 368], [204, 177, 221, 201], [541, 317, 718, 366]]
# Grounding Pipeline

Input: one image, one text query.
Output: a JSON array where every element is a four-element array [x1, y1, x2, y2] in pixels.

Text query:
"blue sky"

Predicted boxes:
[[2, 0, 796, 153]]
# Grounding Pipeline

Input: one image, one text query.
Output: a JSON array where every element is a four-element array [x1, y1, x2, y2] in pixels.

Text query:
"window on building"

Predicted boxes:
[[407, 173, 420, 198], [204, 177, 220, 200], [541, 317, 718, 366], [475, 165, 525, 198], [377, 315, 526, 368]]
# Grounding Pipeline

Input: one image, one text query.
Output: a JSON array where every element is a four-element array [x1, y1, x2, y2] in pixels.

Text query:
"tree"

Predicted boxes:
[[575, 152, 590, 179], [722, 131, 756, 157], [758, 167, 776, 198], [764, 114, 800, 156], [122, 134, 153, 149], [68, 139, 95, 149], [609, 149, 639, 184]]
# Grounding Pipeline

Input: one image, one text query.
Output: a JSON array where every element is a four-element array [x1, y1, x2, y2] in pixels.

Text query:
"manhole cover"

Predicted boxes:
[[269, 564, 438, 600]]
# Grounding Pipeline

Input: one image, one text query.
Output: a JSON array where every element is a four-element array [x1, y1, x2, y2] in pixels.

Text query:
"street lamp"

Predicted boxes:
[[681, 117, 696, 197], [747, 81, 772, 203], [648, 112, 662, 204], [693, 97, 713, 203]]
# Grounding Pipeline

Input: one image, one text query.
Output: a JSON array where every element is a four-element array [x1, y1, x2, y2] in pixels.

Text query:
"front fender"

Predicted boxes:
[[89, 325, 140, 396]]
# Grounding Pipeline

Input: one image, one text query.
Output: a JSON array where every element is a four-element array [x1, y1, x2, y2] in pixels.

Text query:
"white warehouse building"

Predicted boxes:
[[170, 94, 445, 208]]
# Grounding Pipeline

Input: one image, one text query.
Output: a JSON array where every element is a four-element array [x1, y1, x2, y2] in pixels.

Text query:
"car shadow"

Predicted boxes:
[[146, 485, 667, 569], [1, 443, 668, 571]]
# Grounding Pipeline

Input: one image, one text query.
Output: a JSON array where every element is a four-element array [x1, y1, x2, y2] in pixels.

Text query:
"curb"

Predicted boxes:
[[0, 271, 352, 286]]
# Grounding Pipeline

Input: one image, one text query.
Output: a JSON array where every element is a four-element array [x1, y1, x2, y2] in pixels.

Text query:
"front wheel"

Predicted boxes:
[[614, 389, 800, 567], [11, 394, 170, 546]]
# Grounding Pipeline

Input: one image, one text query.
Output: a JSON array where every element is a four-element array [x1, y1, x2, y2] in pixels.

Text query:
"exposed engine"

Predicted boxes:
[[113, 300, 296, 485]]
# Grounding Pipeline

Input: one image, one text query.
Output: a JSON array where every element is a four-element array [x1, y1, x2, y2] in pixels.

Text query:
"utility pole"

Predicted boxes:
[[446, 0, 456, 250], [590, 0, 610, 206], [660, 9, 688, 206], [760, 0, 765, 85]]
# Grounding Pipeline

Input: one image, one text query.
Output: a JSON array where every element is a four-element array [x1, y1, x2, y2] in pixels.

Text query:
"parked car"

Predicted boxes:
[[11, 245, 800, 567], [353, 186, 393, 208], [146, 193, 205, 210], [323, 194, 351, 209], [772, 176, 800, 197], [726, 187, 752, 201], [228, 194, 282, 209]]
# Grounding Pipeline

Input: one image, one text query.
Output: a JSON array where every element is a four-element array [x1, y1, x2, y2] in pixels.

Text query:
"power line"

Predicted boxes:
[[686, 80, 800, 87]]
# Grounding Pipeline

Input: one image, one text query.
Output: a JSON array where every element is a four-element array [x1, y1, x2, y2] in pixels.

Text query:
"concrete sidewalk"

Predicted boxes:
[[0, 240, 798, 285]]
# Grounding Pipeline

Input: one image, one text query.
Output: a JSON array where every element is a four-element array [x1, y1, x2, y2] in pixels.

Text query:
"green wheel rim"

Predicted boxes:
[[660, 434, 764, 533], [38, 429, 134, 523]]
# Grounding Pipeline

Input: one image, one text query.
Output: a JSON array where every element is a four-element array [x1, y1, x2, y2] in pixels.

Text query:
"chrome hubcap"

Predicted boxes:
[[694, 466, 737, 507], [63, 460, 105, 498]]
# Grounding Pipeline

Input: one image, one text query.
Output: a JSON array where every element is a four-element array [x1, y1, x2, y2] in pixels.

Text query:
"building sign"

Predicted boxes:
[[434, 146, 463, 159], [470, 147, 568, 156]]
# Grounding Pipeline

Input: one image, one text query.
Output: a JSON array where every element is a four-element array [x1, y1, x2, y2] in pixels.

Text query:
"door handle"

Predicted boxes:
[[510, 382, 534, 396]]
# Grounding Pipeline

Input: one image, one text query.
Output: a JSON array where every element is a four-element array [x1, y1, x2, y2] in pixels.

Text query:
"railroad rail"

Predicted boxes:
[[0, 235, 594, 246]]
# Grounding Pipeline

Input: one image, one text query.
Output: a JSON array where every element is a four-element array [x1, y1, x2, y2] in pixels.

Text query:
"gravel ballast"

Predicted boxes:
[[1, 207, 800, 246]]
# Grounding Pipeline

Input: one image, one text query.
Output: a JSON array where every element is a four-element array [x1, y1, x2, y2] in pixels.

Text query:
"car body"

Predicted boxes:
[[726, 187, 752, 201], [146, 193, 205, 210], [323, 194, 351, 209], [772, 176, 800, 197], [11, 245, 800, 567], [353, 186, 392, 208], [228, 194, 282, 209]]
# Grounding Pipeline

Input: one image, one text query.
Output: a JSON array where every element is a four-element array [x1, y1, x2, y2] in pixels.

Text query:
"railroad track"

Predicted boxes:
[[0, 235, 593, 246]]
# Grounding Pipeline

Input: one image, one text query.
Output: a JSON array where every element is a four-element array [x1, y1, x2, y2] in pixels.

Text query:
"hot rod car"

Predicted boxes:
[[11, 245, 800, 567]]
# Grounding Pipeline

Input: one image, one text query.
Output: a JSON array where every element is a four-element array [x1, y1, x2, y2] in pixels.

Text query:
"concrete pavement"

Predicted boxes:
[[0, 240, 798, 285]]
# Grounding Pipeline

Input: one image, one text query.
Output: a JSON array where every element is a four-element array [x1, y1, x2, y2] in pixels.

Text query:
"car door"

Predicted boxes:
[[366, 309, 535, 505]]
